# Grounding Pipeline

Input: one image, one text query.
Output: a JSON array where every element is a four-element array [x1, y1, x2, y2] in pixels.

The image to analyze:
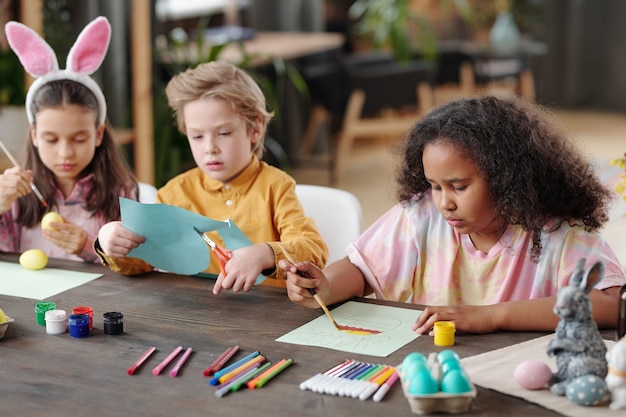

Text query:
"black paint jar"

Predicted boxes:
[[103, 312, 124, 335]]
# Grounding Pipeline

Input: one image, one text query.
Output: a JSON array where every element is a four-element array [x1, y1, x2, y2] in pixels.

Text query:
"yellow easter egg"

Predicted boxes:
[[0, 308, 6, 324], [41, 211, 64, 230], [19, 249, 49, 270]]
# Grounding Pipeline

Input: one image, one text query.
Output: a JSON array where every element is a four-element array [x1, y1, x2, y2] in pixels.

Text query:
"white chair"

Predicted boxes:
[[138, 182, 158, 203], [295, 184, 363, 265]]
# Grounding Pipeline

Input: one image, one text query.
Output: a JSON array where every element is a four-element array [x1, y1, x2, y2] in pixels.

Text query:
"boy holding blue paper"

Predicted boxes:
[[96, 61, 327, 293]]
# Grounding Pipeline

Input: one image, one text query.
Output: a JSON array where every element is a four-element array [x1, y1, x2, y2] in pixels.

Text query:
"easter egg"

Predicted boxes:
[[407, 368, 439, 395], [565, 374, 609, 406], [0, 308, 6, 324], [400, 352, 428, 379], [19, 249, 48, 270], [41, 211, 63, 230], [513, 360, 552, 390], [441, 369, 473, 394], [437, 349, 460, 364]]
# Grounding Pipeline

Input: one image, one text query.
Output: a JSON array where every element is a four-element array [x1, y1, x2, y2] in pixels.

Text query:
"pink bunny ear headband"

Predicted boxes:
[[4, 16, 111, 125]]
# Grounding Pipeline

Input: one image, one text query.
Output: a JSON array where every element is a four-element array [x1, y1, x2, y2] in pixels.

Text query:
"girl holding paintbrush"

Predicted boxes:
[[0, 17, 137, 262]]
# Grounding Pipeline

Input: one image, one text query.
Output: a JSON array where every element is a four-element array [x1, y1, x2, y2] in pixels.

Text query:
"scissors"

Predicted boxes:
[[193, 226, 232, 276]]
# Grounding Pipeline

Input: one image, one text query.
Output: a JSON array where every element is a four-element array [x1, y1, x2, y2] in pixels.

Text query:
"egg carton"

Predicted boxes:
[[401, 381, 477, 415], [0, 316, 14, 340]]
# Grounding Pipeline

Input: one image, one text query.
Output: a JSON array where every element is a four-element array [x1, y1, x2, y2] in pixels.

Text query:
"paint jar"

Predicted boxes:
[[35, 301, 56, 326], [72, 306, 93, 330], [434, 321, 456, 347], [103, 312, 124, 335], [68, 313, 90, 338], [45, 309, 67, 335]]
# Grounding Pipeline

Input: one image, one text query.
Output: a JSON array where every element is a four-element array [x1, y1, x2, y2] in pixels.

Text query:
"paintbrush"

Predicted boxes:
[[0, 139, 48, 208], [278, 243, 341, 330]]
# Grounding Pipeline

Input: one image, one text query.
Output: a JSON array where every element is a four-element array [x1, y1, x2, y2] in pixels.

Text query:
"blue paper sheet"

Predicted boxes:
[[120, 198, 266, 284]]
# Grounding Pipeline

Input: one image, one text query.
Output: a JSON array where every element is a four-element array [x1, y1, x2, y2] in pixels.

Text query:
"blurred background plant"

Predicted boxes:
[[348, 0, 439, 61], [0, 0, 25, 106]]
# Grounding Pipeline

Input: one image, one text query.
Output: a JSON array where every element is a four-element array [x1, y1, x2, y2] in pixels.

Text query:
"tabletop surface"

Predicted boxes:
[[0, 253, 578, 417]]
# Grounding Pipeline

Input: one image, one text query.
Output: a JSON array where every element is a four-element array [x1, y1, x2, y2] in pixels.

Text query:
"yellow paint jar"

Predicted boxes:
[[434, 321, 456, 347]]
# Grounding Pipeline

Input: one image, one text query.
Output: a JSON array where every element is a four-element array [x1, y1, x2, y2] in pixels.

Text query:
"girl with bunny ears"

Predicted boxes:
[[0, 17, 137, 262]]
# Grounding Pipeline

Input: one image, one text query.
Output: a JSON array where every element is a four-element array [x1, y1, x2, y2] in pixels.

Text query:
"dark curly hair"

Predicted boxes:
[[396, 96, 613, 260]]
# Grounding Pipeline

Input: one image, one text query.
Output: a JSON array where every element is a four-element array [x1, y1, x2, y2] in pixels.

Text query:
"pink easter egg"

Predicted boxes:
[[513, 360, 552, 390]]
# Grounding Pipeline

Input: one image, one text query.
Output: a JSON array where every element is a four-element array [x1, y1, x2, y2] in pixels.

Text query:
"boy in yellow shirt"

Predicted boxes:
[[96, 61, 327, 293]]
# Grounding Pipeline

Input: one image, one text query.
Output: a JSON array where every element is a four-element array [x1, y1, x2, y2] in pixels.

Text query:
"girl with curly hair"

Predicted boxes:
[[282, 95, 626, 334]]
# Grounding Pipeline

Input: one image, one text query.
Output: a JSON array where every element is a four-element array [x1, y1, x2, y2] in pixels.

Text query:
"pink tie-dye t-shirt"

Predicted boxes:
[[348, 192, 625, 305], [0, 174, 134, 263]]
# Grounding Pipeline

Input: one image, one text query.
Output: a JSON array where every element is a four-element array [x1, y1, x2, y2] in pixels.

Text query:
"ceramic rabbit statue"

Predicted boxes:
[[546, 259, 608, 396], [606, 336, 626, 410]]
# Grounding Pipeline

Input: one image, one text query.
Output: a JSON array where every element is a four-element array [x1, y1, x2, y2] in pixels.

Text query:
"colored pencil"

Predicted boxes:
[[169, 347, 193, 377], [247, 359, 289, 389], [218, 355, 266, 385], [372, 370, 399, 402], [214, 364, 261, 398], [209, 351, 260, 385], [230, 362, 274, 392], [203, 345, 239, 376], [152, 346, 183, 376], [126, 346, 157, 376], [254, 358, 294, 388]]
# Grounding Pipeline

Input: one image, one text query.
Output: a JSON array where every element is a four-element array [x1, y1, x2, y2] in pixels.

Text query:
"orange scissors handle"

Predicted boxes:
[[193, 226, 233, 276], [212, 245, 232, 276]]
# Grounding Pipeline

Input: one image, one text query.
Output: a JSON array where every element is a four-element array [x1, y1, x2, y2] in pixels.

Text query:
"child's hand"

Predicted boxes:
[[411, 304, 500, 335], [212, 243, 274, 295], [42, 219, 88, 255], [97, 221, 145, 257], [282, 260, 329, 309], [0, 167, 33, 213]]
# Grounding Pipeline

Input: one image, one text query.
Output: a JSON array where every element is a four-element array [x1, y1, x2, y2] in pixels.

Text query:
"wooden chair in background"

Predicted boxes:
[[300, 52, 436, 183]]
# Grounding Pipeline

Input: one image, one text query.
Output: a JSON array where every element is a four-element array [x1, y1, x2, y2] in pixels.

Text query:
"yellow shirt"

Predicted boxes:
[[97, 156, 327, 287]]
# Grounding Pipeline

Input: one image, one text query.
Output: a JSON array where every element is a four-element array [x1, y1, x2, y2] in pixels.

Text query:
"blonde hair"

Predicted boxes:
[[165, 61, 273, 158]]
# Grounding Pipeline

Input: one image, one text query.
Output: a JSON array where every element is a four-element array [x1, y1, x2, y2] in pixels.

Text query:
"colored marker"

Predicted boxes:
[[358, 367, 396, 401], [255, 358, 294, 388], [203, 345, 239, 376], [214, 364, 261, 398], [127, 346, 157, 376], [299, 359, 352, 391], [218, 355, 266, 384], [152, 346, 183, 376], [349, 364, 386, 398], [210, 351, 260, 385], [230, 362, 274, 392], [373, 370, 399, 402], [169, 347, 193, 377]]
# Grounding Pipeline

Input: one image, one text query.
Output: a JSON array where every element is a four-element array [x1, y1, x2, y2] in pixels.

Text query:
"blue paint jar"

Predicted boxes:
[[68, 313, 90, 338]]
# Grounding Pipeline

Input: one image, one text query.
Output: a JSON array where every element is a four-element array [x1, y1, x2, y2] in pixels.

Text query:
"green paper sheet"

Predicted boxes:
[[120, 198, 266, 283], [276, 301, 421, 357], [0, 261, 102, 300]]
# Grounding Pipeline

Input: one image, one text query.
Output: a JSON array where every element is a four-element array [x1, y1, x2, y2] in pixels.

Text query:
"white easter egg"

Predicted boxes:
[[565, 374, 608, 406]]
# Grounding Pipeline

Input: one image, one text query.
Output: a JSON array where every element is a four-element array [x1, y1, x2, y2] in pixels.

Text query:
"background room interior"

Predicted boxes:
[[1, 0, 624, 265]]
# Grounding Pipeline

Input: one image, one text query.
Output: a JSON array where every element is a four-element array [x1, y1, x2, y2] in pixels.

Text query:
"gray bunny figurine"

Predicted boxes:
[[546, 258, 608, 396]]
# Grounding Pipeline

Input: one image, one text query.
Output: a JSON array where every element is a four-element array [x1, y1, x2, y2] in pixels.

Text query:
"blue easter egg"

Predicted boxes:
[[400, 352, 428, 379], [441, 369, 473, 394], [407, 369, 439, 395], [565, 374, 608, 406], [437, 349, 460, 364]]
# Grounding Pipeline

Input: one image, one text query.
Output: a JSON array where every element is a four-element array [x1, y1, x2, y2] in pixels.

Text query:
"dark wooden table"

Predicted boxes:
[[0, 253, 580, 416]]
